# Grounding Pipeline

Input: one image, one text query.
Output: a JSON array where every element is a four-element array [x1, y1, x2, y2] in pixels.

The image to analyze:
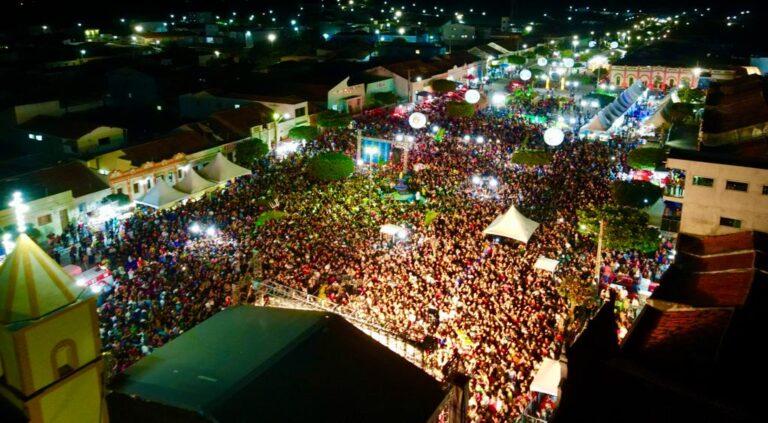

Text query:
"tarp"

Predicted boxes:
[[482, 205, 539, 243], [534, 256, 559, 272], [199, 152, 251, 182], [135, 179, 188, 209], [174, 168, 216, 194], [530, 358, 564, 397]]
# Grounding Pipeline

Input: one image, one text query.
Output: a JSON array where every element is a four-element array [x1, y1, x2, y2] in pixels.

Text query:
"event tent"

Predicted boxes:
[[580, 81, 646, 133], [174, 169, 216, 194], [199, 153, 251, 182], [530, 358, 565, 397], [0, 234, 83, 323], [135, 179, 188, 209], [482, 205, 539, 243], [534, 256, 560, 272]]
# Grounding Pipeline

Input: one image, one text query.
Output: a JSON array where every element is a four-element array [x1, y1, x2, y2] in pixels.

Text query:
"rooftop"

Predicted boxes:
[[17, 115, 109, 139], [0, 161, 109, 204], [109, 306, 446, 423]]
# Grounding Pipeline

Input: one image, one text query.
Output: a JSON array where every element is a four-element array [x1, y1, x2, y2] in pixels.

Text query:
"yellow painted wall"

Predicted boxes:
[[0, 327, 21, 387], [19, 299, 100, 394], [28, 362, 104, 423], [75, 127, 125, 154]]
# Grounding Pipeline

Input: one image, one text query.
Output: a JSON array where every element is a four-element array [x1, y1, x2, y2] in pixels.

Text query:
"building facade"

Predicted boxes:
[[609, 65, 739, 90]]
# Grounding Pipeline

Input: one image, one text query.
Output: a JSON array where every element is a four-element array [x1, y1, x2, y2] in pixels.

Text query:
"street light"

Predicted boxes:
[[267, 33, 277, 43]]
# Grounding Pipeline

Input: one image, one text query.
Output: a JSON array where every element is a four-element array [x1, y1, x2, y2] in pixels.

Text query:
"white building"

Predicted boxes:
[[663, 148, 768, 235]]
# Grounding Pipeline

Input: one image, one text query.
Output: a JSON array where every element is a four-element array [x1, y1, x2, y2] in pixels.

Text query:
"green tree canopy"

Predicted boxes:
[[627, 146, 666, 170], [235, 138, 269, 167], [430, 79, 458, 94], [306, 152, 355, 182], [611, 180, 663, 208], [511, 149, 553, 166], [368, 91, 398, 106], [316, 111, 352, 128], [676, 87, 705, 104], [577, 204, 660, 253], [446, 101, 475, 118], [557, 276, 598, 318], [662, 102, 695, 125], [287, 125, 319, 141], [506, 55, 526, 65]]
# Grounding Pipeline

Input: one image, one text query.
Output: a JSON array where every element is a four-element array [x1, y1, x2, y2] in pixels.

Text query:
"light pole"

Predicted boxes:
[[594, 219, 605, 299]]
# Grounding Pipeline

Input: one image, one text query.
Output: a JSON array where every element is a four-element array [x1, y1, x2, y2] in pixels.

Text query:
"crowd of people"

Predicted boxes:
[[43, 89, 675, 421]]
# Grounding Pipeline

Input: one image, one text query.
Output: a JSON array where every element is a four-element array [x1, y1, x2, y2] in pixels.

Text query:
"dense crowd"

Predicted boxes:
[[45, 92, 673, 420]]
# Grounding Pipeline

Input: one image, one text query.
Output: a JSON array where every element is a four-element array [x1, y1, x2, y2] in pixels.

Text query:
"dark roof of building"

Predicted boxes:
[[701, 75, 768, 134], [17, 115, 108, 139], [349, 72, 391, 85], [203, 89, 307, 105], [209, 103, 273, 138], [109, 306, 446, 423], [0, 161, 109, 205], [668, 140, 768, 170], [382, 52, 479, 81], [119, 130, 213, 166]]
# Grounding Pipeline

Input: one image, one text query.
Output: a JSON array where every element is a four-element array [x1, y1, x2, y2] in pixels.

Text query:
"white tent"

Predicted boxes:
[[174, 168, 216, 194], [482, 205, 539, 243], [199, 153, 251, 182], [530, 358, 565, 397], [534, 256, 560, 272], [135, 179, 188, 209], [380, 224, 409, 239]]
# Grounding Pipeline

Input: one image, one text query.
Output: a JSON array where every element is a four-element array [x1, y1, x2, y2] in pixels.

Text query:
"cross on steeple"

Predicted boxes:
[[9, 191, 29, 233]]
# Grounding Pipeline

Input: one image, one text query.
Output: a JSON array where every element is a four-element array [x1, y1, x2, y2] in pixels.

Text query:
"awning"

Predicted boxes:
[[534, 256, 559, 272], [530, 358, 565, 397]]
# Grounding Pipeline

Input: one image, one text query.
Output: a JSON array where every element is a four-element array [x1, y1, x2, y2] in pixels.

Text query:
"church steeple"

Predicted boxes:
[[0, 233, 108, 423]]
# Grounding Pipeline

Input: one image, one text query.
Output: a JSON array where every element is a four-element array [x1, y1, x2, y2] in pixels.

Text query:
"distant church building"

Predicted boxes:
[[0, 234, 108, 422]]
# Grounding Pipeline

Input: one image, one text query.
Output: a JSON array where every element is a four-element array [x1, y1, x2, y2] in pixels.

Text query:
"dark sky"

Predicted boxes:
[[3, 0, 764, 27]]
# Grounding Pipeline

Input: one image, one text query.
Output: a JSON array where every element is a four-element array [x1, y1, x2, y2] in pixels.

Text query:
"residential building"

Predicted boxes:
[[699, 75, 768, 146], [440, 23, 476, 46], [368, 53, 482, 101], [0, 162, 111, 235], [16, 115, 126, 156], [327, 74, 396, 113]]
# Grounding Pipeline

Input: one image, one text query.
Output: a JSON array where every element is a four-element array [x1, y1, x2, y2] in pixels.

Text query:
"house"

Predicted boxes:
[[368, 53, 483, 101], [440, 23, 476, 46], [327, 74, 396, 113], [0, 162, 111, 235], [16, 115, 126, 156]]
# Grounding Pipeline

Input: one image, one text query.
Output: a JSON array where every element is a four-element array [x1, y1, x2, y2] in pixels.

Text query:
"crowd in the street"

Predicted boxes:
[[41, 89, 675, 421]]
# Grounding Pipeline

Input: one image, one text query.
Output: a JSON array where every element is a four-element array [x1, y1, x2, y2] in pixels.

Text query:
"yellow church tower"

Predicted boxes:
[[0, 234, 108, 423]]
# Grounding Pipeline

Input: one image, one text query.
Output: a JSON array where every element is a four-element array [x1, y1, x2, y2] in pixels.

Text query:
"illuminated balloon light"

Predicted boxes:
[[543, 127, 565, 146], [520, 69, 532, 81], [610, 41, 619, 49], [588, 40, 596, 48], [563, 58, 575, 68], [408, 112, 427, 129], [464, 89, 481, 104], [537, 57, 548, 66]]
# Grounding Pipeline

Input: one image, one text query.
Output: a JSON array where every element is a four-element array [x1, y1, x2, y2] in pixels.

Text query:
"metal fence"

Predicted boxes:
[[257, 280, 427, 370]]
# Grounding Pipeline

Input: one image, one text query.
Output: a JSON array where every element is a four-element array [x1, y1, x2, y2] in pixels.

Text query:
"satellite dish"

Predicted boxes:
[[464, 89, 481, 104], [408, 112, 427, 129], [537, 57, 548, 66], [543, 127, 565, 146], [520, 69, 532, 81]]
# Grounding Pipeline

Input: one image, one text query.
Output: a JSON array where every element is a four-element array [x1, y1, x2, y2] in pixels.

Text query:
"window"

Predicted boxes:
[[295, 106, 306, 117], [98, 137, 110, 146], [51, 340, 78, 379], [178, 169, 183, 178], [692, 176, 714, 187], [28, 133, 35, 139], [763, 185, 768, 195], [725, 180, 748, 192], [35, 135, 43, 141], [37, 214, 53, 226], [116, 188, 124, 195], [720, 217, 742, 228], [133, 183, 140, 194]]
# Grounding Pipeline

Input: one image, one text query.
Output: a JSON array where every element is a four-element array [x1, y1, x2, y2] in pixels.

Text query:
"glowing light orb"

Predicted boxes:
[[464, 89, 481, 104], [408, 112, 427, 129], [491, 92, 507, 106], [537, 57, 548, 66], [519, 69, 532, 81], [543, 127, 565, 146], [563, 58, 575, 68]]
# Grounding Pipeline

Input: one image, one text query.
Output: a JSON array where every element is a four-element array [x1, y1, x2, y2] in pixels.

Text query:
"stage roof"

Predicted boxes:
[[111, 306, 446, 423]]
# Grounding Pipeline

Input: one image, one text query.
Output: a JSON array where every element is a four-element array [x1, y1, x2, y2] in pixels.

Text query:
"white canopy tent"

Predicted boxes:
[[534, 256, 560, 272], [482, 205, 539, 243], [174, 168, 216, 194], [135, 179, 188, 209], [199, 152, 251, 182], [530, 358, 565, 397]]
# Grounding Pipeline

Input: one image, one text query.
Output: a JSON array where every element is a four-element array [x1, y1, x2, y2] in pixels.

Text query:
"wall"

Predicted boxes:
[[328, 77, 365, 112], [72, 127, 126, 155], [666, 158, 768, 235], [13, 101, 63, 125], [0, 191, 73, 236]]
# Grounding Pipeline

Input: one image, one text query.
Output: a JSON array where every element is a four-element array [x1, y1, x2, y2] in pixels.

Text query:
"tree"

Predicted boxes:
[[316, 111, 352, 128], [577, 205, 660, 253], [511, 149, 553, 166], [506, 55, 526, 66], [430, 79, 458, 94], [235, 138, 269, 167], [677, 87, 705, 104], [663, 102, 694, 125], [611, 180, 663, 208], [446, 101, 475, 118], [368, 91, 398, 107], [557, 276, 598, 319], [306, 152, 355, 182], [627, 146, 666, 170], [288, 125, 319, 141]]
